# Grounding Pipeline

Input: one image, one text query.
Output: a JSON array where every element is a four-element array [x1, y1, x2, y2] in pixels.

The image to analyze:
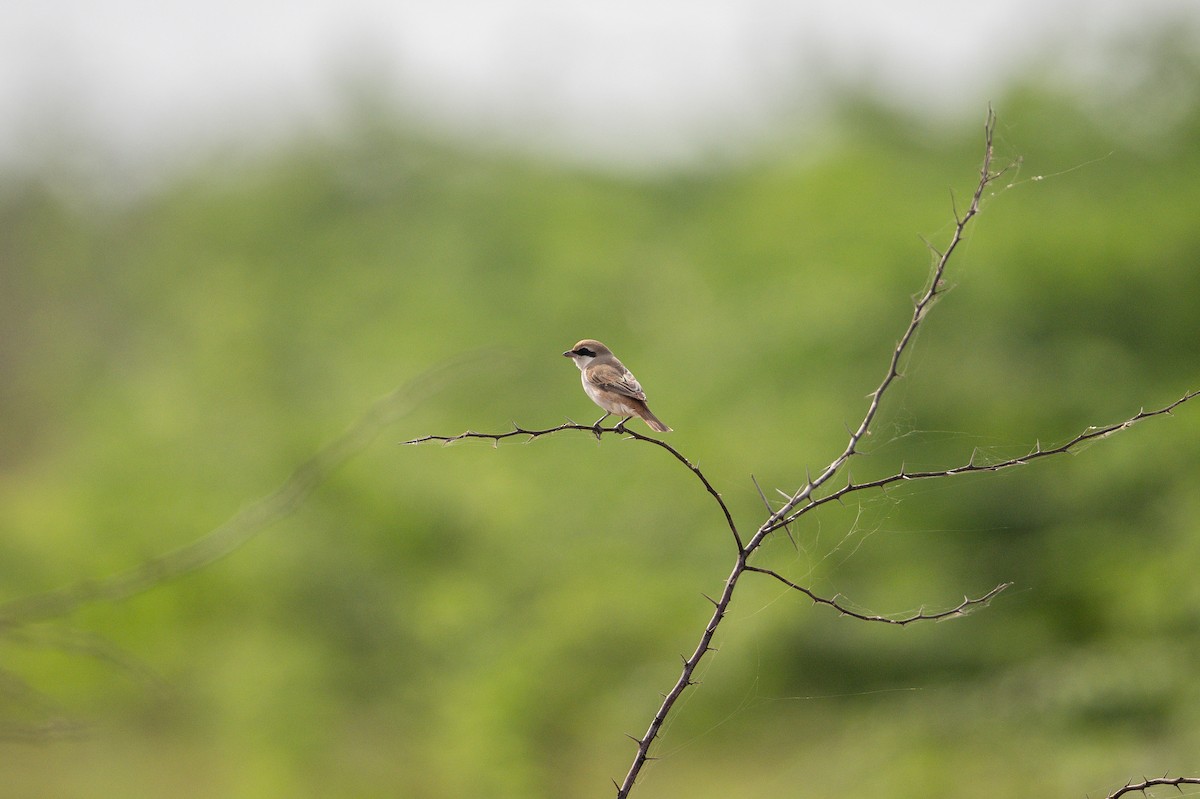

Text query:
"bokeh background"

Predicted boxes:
[[2, 3, 1199, 797]]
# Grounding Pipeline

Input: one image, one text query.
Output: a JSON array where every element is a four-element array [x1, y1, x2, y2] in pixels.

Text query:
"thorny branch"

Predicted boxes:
[[744, 566, 1011, 625], [610, 106, 1010, 799], [1105, 776, 1200, 799], [406, 108, 1200, 799], [763, 387, 1200, 535], [758, 106, 1005, 540], [407, 422, 743, 551]]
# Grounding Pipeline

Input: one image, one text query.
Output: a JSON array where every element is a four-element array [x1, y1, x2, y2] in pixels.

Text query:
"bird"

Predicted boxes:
[[562, 339, 671, 433]]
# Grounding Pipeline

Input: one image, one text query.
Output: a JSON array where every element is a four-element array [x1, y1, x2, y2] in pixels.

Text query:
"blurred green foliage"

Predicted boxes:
[[2, 43, 1200, 799]]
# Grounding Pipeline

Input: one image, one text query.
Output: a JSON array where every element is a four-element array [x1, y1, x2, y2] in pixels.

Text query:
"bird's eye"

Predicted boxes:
[[577, 347, 595, 357]]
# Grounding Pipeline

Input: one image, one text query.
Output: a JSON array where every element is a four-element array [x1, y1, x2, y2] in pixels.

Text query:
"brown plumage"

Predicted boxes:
[[562, 339, 671, 433]]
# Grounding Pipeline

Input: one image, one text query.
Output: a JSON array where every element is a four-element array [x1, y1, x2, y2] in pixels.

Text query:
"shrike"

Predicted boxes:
[[562, 339, 671, 433]]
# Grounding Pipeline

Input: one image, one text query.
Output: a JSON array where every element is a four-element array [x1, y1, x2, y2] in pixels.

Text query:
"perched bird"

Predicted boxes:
[[562, 339, 671, 433]]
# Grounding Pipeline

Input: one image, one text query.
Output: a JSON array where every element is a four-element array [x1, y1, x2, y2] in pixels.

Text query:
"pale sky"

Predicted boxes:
[[1, 0, 1196, 178]]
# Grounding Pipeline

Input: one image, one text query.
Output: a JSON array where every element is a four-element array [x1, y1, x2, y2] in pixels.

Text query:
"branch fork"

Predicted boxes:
[[405, 109, 1199, 799]]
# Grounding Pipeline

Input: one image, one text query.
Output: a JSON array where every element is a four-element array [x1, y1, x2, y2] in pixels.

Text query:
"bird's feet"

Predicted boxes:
[[591, 413, 610, 440]]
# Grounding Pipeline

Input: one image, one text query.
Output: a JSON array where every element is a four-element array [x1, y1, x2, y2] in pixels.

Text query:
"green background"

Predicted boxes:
[[2, 34, 1199, 799]]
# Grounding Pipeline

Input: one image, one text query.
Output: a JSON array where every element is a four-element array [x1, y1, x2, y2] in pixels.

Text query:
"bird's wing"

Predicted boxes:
[[586, 362, 647, 401]]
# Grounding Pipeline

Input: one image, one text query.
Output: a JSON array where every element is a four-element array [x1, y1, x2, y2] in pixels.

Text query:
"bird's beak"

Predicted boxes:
[[562, 350, 573, 357]]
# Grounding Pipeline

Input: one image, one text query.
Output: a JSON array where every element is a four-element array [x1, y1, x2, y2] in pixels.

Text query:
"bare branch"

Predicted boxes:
[[616, 553, 747, 797], [0, 359, 471, 630], [591, 109, 1008, 797], [1105, 776, 1200, 799], [4, 625, 165, 689], [402, 109, 1195, 799], [408, 422, 745, 552], [404, 421, 583, 446], [609, 107, 1013, 799], [0, 717, 87, 742], [745, 566, 1011, 625], [755, 107, 1007, 545], [765, 389, 1200, 534]]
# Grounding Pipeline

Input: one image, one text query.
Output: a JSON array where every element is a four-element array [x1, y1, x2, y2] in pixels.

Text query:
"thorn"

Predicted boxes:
[[700, 593, 719, 607], [625, 733, 642, 744], [751, 474, 769, 509]]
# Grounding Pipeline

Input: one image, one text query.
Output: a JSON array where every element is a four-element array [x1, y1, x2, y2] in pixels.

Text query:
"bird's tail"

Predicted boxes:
[[641, 409, 672, 433]]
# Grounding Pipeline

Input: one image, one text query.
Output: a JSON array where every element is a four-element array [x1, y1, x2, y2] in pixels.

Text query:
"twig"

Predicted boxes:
[[1106, 776, 1200, 799], [763, 389, 1200, 534], [407, 423, 744, 552], [405, 422, 585, 446], [745, 566, 1010, 624], [0, 717, 87, 742], [0, 358, 471, 630], [759, 106, 1006, 539]]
